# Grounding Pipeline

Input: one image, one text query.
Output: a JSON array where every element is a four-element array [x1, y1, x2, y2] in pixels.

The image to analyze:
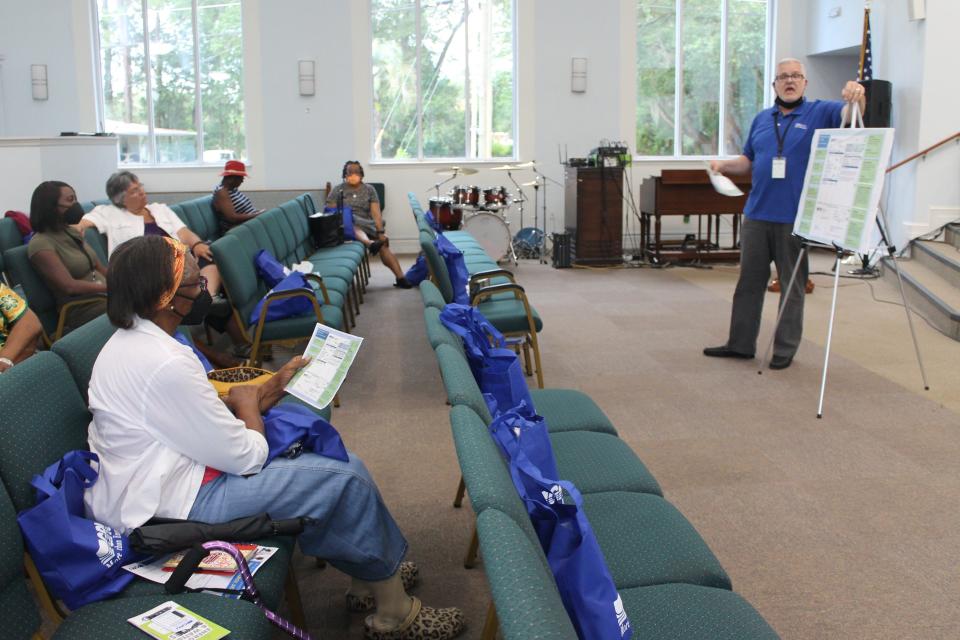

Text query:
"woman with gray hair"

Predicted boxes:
[[78, 170, 221, 295]]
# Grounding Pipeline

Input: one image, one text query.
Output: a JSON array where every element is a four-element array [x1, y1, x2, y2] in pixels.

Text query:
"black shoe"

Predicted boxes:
[[394, 277, 413, 289], [369, 240, 384, 256], [769, 354, 793, 370], [703, 345, 754, 359]]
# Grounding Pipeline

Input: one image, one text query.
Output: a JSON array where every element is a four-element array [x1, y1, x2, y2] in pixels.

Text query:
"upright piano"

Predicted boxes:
[[639, 169, 751, 263]]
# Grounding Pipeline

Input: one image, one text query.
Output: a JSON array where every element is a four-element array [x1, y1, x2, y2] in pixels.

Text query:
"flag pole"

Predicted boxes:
[[858, 6, 870, 81]]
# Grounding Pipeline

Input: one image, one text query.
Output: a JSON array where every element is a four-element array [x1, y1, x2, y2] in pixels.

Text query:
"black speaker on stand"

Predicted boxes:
[[860, 79, 892, 127]]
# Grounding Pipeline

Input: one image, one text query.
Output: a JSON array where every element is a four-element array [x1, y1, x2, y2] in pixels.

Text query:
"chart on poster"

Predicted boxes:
[[793, 126, 894, 252]]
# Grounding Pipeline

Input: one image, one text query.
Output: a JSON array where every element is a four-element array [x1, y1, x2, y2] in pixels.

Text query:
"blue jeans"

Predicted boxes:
[[188, 451, 407, 582]]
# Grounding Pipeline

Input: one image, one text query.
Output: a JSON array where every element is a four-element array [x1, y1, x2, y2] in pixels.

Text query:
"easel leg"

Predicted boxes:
[[817, 247, 844, 418], [875, 209, 931, 390], [759, 243, 808, 373]]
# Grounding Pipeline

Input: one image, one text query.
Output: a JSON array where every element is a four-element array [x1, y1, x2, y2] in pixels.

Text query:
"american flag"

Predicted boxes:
[[858, 9, 872, 81]]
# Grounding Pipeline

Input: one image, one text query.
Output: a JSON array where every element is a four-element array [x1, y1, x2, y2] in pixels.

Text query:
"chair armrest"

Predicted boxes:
[[54, 294, 108, 342], [470, 281, 526, 305], [302, 273, 331, 304], [469, 269, 516, 285]]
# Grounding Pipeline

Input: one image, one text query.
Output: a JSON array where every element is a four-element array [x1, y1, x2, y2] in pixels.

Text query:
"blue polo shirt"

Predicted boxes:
[[742, 99, 844, 223]]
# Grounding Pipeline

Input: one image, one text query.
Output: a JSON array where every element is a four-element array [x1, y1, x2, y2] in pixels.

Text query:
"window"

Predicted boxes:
[[94, 0, 245, 165], [636, 0, 770, 157], [371, 0, 516, 161]]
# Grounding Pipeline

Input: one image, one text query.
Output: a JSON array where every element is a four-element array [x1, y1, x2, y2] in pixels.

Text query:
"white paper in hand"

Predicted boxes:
[[706, 169, 744, 197]]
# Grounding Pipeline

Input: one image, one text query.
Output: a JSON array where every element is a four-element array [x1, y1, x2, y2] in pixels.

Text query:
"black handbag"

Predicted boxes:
[[308, 210, 343, 248]]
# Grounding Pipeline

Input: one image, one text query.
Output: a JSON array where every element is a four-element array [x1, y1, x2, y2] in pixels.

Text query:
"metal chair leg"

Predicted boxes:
[[522, 342, 533, 376], [480, 602, 499, 640], [453, 475, 466, 508], [284, 563, 307, 629]]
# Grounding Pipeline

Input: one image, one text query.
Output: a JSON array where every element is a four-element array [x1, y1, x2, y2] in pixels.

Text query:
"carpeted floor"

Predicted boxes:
[[278, 250, 960, 639]]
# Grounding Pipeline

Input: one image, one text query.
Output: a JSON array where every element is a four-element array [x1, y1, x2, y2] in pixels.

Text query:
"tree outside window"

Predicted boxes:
[[636, 0, 769, 158], [371, 0, 516, 161], [96, 0, 245, 165]]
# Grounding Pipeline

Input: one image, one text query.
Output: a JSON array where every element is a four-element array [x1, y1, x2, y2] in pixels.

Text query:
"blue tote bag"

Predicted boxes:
[[17, 451, 141, 609], [253, 249, 288, 288], [403, 253, 429, 286], [440, 304, 533, 416], [248, 272, 315, 326], [507, 449, 633, 640], [487, 402, 559, 481], [263, 403, 349, 464], [434, 234, 470, 304], [324, 206, 355, 240]]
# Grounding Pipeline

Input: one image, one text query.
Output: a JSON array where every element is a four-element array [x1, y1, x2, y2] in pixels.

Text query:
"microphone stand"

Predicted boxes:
[[506, 169, 526, 230], [532, 167, 563, 264], [428, 169, 460, 198]]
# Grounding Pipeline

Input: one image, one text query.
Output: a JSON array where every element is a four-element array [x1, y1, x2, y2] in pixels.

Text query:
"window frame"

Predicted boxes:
[[633, 0, 776, 161], [368, 0, 519, 164], [91, 0, 246, 167]]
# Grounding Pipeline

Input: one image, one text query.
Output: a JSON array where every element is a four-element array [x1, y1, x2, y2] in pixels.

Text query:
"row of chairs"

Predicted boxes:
[[408, 193, 545, 388], [413, 219, 780, 638], [0, 315, 320, 639]]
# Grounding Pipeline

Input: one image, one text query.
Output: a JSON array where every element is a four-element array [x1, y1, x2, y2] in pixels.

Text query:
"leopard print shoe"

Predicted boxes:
[[364, 597, 465, 640], [346, 561, 420, 613]]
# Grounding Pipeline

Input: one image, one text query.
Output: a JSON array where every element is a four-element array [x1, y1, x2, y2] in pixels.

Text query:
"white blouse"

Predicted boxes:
[[84, 317, 267, 532], [83, 203, 186, 257]]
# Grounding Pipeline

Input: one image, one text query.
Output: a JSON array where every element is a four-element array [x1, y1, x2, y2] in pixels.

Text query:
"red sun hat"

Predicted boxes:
[[220, 160, 248, 177]]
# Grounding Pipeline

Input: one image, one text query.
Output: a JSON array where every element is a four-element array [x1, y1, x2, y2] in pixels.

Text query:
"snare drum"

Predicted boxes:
[[429, 197, 463, 230], [463, 212, 512, 262], [482, 186, 509, 207], [450, 185, 480, 207]]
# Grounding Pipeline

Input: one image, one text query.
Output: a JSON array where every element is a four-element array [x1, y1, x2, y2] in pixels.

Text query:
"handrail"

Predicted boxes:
[[887, 131, 959, 173]]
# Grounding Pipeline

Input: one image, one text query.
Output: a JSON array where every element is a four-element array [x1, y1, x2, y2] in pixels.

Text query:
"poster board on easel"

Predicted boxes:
[[792, 126, 895, 253]]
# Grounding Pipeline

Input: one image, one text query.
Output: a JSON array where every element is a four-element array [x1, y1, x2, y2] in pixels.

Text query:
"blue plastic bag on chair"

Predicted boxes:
[[404, 253, 429, 286], [424, 211, 443, 233], [253, 249, 289, 288], [248, 272, 315, 326], [487, 402, 559, 481], [17, 451, 142, 609], [434, 234, 470, 304], [506, 448, 633, 640], [439, 304, 532, 415], [263, 403, 349, 464], [325, 206, 355, 240]]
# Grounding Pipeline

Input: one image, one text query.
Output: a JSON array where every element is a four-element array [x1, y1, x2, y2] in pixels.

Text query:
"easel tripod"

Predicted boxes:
[[759, 207, 929, 418]]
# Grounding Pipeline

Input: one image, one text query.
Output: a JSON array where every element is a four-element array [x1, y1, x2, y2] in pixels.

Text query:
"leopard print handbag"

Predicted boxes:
[[207, 366, 274, 398]]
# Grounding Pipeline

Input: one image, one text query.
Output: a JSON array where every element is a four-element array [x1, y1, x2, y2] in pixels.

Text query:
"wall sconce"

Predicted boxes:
[[31, 64, 48, 101], [571, 58, 587, 93], [298, 60, 315, 96]]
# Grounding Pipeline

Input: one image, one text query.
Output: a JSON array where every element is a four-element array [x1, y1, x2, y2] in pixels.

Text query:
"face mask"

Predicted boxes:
[[173, 289, 213, 325], [346, 174, 361, 186], [775, 95, 804, 110], [63, 202, 85, 225]]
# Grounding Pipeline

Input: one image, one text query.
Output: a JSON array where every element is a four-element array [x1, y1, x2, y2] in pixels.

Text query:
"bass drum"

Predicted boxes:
[[463, 212, 512, 262]]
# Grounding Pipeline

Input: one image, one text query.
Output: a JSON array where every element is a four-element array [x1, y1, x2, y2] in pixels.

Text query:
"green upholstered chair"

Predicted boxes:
[[52, 593, 276, 640], [450, 404, 731, 592], [2, 245, 105, 346], [296, 193, 369, 280], [50, 314, 114, 401], [210, 231, 343, 367], [476, 509, 779, 640], [0, 218, 23, 285], [81, 227, 109, 265], [0, 352, 300, 632], [419, 280, 446, 310], [423, 307, 465, 353], [0, 483, 43, 640], [421, 231, 545, 387], [170, 195, 220, 243]]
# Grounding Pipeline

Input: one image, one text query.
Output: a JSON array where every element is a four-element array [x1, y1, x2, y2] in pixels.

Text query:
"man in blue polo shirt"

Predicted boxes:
[[704, 58, 866, 369]]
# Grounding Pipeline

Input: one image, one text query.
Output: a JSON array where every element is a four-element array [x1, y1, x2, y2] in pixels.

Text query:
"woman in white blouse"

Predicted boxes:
[[78, 170, 222, 295]]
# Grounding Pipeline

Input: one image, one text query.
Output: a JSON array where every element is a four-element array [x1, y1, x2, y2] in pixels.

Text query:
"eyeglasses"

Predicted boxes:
[[179, 275, 208, 292], [775, 73, 805, 83]]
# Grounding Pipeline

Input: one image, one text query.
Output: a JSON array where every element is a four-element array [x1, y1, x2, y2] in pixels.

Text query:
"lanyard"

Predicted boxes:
[[773, 111, 792, 157]]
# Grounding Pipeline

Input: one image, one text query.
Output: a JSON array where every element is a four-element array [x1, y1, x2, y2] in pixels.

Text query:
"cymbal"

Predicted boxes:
[[489, 165, 516, 172], [521, 179, 541, 187], [433, 166, 477, 176]]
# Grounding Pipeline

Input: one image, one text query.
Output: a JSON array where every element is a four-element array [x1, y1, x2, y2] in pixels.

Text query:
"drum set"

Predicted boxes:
[[427, 163, 540, 263]]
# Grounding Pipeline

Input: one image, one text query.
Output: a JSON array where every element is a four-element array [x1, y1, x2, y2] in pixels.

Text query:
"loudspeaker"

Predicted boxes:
[[861, 79, 892, 128]]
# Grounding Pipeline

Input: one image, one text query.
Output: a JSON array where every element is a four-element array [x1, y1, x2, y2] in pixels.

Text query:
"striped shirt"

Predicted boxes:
[[213, 184, 257, 233]]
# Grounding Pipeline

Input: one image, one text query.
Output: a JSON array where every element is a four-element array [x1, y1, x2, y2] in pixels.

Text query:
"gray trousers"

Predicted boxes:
[[727, 218, 807, 358]]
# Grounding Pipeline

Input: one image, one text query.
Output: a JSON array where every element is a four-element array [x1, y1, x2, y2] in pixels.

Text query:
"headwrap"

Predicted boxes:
[[157, 236, 188, 309]]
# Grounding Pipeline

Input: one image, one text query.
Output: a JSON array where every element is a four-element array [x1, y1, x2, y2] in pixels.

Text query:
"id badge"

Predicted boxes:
[[771, 157, 786, 179]]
